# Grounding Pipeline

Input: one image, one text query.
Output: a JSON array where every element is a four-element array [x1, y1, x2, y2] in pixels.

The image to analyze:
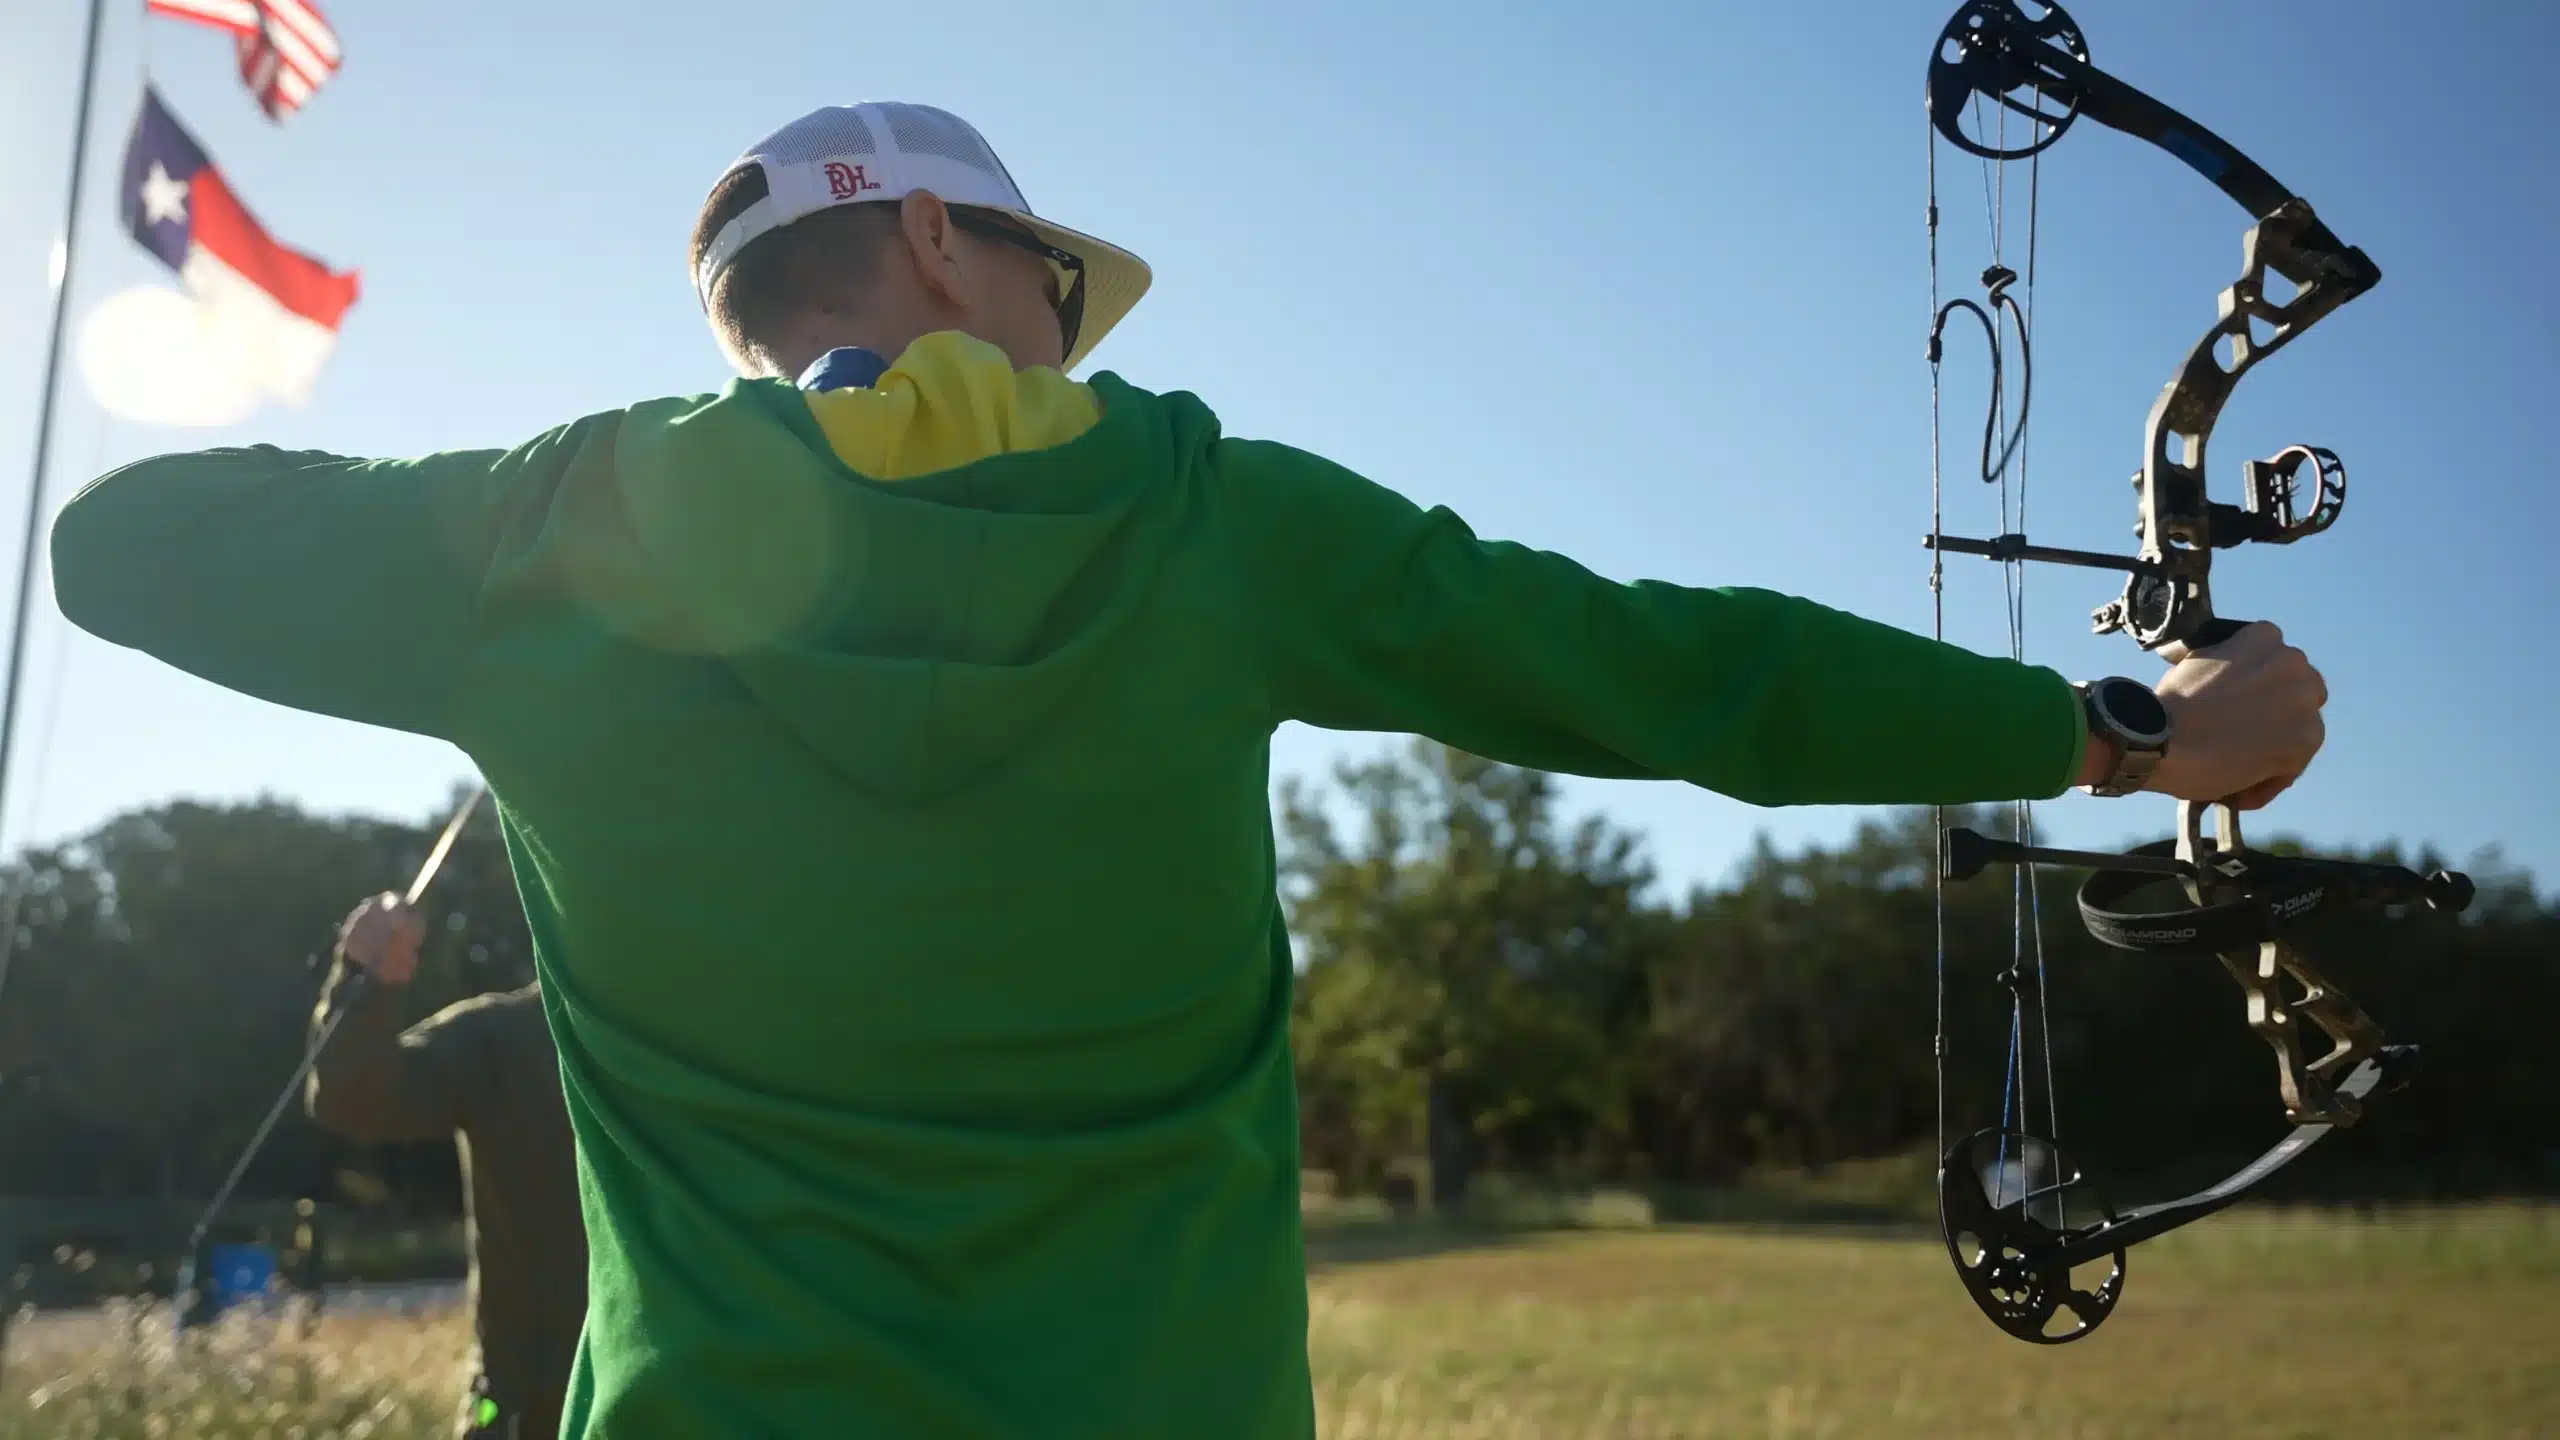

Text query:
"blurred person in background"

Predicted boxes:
[[307, 893, 585, 1438]]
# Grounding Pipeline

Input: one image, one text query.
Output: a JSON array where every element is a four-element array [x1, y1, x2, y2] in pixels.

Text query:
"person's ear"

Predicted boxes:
[[897, 190, 970, 308]]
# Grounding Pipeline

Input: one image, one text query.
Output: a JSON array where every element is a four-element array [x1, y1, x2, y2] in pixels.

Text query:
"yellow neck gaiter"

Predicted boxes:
[[800, 331, 1102, 482]]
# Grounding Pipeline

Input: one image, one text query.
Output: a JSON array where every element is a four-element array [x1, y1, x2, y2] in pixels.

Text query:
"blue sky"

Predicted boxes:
[[0, 0, 2551, 897]]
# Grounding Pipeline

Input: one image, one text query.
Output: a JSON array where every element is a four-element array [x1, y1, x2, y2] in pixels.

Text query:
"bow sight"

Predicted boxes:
[[1920, 0, 2474, 1344]]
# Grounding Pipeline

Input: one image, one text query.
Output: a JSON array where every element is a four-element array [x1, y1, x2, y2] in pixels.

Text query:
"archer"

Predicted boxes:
[[51, 101, 2323, 1438]]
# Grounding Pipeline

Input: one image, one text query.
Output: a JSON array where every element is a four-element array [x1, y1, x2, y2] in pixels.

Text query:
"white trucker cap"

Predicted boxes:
[[695, 103, 1151, 371]]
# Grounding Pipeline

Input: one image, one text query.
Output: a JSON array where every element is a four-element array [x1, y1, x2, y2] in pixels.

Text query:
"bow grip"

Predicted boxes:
[[2189, 617, 2251, 648]]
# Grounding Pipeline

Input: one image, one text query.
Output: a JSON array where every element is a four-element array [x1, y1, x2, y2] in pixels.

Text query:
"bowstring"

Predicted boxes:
[[1935, 84, 2062, 1218], [1927, 125, 1948, 1176], [2020, 145, 2062, 1157], [1982, 86, 2065, 1222], [1982, 94, 2025, 1166]]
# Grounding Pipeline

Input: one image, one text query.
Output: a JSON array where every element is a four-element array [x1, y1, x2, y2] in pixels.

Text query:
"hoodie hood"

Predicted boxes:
[[601, 347, 1219, 801]]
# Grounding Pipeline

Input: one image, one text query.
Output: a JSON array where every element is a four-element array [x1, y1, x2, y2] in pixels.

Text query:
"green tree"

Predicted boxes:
[[1280, 741, 1659, 1207]]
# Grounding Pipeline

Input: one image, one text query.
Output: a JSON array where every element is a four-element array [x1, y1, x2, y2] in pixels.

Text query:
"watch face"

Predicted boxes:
[[2095, 677, 2171, 744]]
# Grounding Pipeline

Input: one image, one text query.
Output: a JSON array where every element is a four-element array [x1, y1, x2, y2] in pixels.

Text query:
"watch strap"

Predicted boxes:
[[2078, 679, 2168, 797]]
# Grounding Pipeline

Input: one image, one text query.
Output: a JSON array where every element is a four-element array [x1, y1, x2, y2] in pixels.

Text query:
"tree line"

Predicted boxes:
[[1284, 743, 2557, 1209], [0, 750, 2551, 1225]]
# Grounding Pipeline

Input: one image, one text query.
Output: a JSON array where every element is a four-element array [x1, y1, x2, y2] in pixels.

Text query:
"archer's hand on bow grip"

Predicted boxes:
[[2148, 621, 2328, 809]]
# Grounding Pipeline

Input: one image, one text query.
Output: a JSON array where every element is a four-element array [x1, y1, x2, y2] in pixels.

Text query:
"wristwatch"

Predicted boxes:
[[2076, 677, 2171, 797]]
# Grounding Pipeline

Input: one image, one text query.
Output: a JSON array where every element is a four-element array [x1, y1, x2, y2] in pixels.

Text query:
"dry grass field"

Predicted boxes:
[[1303, 1206, 2560, 1438], [4, 1206, 2554, 1438]]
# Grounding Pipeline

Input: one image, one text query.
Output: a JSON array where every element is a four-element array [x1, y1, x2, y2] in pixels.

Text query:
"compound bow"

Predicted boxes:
[[1919, 0, 2474, 1343]]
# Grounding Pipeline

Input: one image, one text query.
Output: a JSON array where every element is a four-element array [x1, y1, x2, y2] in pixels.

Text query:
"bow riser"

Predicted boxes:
[[2107, 204, 2381, 651], [2181, 800, 2388, 1127]]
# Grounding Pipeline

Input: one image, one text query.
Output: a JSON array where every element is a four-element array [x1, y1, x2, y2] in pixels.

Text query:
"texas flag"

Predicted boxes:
[[114, 87, 358, 407]]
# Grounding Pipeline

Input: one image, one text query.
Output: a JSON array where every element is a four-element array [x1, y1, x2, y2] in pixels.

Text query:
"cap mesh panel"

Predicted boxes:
[[748, 107, 878, 164], [880, 104, 1004, 176]]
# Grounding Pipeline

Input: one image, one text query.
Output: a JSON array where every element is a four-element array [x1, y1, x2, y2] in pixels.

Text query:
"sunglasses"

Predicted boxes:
[[949, 208, 1086, 360]]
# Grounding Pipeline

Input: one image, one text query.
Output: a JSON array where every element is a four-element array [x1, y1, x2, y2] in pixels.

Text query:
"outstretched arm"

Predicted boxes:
[[50, 417, 612, 739], [1222, 438, 2086, 807]]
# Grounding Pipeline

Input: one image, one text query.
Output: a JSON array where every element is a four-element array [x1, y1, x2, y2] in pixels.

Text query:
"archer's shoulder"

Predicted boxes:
[[1063, 375, 1372, 495], [1077, 372, 1231, 453]]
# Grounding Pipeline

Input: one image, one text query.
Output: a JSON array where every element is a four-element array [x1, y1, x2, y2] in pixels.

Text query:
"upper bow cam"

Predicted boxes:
[[1923, 0, 2380, 654]]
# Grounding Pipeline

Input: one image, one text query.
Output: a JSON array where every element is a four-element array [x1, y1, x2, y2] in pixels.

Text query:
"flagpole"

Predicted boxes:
[[0, 0, 114, 1011]]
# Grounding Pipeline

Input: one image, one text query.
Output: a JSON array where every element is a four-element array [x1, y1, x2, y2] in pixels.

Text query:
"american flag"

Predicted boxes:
[[145, 0, 343, 122]]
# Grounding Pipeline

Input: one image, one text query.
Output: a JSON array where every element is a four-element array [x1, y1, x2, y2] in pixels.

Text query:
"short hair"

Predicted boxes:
[[688, 166, 907, 376]]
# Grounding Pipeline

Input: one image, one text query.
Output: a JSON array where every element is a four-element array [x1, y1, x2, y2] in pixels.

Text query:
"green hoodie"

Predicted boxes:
[[52, 364, 2081, 1438]]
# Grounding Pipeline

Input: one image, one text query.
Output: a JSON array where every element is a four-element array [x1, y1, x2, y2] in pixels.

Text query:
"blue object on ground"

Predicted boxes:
[[203, 1241, 276, 1316]]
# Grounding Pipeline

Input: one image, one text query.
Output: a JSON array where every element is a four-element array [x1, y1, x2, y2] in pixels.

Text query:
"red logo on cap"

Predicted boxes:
[[824, 163, 882, 200]]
